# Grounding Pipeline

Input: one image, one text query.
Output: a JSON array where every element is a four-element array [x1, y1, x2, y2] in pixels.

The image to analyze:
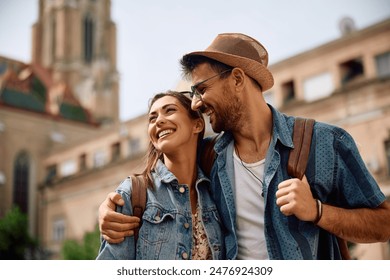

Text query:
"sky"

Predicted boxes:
[[0, 0, 389, 121]]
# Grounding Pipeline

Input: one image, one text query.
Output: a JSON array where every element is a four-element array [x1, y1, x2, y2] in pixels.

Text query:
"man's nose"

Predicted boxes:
[[191, 95, 203, 111]]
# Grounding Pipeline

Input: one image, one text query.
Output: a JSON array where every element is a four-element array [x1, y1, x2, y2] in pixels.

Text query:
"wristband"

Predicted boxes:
[[313, 199, 323, 224]]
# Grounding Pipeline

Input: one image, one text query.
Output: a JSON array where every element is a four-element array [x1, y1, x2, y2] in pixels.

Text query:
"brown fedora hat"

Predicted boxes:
[[183, 33, 274, 91]]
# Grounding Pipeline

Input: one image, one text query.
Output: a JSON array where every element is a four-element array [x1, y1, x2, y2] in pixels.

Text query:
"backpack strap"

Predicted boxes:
[[129, 175, 147, 245], [287, 117, 315, 179], [200, 133, 221, 177]]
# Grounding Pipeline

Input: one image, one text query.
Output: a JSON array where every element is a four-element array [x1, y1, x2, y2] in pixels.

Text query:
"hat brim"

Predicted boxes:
[[184, 51, 274, 92]]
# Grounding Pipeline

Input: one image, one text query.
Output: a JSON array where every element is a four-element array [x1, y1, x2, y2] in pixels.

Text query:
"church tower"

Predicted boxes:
[[31, 0, 119, 125]]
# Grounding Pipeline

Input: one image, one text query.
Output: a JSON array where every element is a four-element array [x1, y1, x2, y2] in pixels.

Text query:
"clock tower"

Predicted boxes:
[[31, 0, 119, 124]]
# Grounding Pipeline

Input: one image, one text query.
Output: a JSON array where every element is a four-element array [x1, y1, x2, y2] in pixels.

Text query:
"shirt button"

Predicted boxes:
[[179, 187, 185, 193], [155, 215, 161, 221], [184, 223, 190, 229], [182, 252, 189, 259]]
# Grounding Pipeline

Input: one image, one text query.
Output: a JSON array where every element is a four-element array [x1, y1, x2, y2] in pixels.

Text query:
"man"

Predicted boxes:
[[98, 33, 390, 259]]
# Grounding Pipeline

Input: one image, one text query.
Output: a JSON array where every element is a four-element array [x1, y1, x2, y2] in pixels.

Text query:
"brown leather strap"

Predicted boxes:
[[287, 118, 315, 179], [130, 175, 147, 245], [200, 133, 221, 177]]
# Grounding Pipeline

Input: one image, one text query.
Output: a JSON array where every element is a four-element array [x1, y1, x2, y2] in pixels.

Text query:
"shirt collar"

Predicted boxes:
[[268, 104, 294, 149]]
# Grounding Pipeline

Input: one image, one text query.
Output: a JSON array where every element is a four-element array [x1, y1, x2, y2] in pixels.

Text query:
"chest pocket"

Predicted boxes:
[[140, 205, 175, 244]]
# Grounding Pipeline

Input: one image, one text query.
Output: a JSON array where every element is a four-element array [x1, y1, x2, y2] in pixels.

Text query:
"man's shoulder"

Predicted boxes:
[[312, 121, 350, 141]]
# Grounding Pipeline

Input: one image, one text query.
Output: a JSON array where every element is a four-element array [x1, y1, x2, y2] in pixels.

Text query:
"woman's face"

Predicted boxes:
[[148, 95, 202, 154]]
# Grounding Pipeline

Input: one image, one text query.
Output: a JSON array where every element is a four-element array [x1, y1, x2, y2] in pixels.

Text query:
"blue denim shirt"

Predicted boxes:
[[96, 160, 225, 260], [209, 105, 386, 260]]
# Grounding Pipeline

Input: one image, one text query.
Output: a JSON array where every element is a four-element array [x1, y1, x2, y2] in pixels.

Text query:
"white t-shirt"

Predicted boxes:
[[233, 150, 269, 260]]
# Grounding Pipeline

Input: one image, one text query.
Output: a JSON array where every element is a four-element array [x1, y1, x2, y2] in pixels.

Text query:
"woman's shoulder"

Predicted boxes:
[[116, 177, 133, 195]]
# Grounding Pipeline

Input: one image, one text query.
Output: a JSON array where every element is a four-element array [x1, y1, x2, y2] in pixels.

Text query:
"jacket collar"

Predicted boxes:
[[153, 159, 177, 183], [153, 159, 210, 185]]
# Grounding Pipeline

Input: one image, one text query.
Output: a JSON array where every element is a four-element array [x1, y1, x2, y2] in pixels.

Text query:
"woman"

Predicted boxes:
[[96, 91, 224, 260]]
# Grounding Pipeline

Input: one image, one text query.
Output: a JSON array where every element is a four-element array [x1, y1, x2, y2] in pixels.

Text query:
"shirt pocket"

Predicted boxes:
[[140, 204, 175, 244], [202, 207, 222, 225], [201, 208, 224, 247]]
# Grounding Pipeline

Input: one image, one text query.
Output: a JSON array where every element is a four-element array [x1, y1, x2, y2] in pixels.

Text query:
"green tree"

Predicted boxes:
[[0, 206, 37, 259], [61, 225, 101, 260]]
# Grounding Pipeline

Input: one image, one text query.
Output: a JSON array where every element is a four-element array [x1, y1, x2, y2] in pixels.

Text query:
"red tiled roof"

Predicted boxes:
[[30, 63, 53, 88]]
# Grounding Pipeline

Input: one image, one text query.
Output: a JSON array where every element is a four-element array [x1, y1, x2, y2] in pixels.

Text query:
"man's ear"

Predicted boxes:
[[231, 68, 246, 89]]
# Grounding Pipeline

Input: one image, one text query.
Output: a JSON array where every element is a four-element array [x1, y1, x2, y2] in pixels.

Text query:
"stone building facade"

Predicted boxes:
[[0, 0, 389, 259]]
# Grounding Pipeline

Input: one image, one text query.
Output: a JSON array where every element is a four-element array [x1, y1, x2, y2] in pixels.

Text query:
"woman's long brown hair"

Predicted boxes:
[[135, 90, 205, 188]]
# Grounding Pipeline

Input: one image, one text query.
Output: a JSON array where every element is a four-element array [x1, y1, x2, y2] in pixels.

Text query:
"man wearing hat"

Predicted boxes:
[[98, 33, 390, 259]]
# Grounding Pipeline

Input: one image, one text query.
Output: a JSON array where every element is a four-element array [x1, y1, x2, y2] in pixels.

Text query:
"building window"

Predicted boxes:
[[282, 80, 295, 105], [111, 142, 121, 162], [45, 164, 57, 185], [50, 131, 65, 143], [340, 58, 364, 85], [0, 61, 7, 74], [13, 151, 29, 214], [60, 159, 77, 177], [128, 138, 141, 157], [52, 218, 66, 242], [303, 72, 334, 102], [385, 139, 390, 176], [51, 16, 56, 62], [83, 16, 94, 63], [93, 150, 106, 168], [375, 51, 390, 78], [79, 154, 87, 172]]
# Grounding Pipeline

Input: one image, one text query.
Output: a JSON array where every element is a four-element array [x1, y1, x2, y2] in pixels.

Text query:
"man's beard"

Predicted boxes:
[[211, 87, 243, 133]]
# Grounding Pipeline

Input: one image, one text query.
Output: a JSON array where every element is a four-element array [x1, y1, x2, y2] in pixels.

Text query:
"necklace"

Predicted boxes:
[[234, 146, 264, 186]]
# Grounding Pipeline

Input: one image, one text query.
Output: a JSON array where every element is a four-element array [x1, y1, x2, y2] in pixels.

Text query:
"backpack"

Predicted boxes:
[[288, 118, 350, 260], [129, 117, 350, 259]]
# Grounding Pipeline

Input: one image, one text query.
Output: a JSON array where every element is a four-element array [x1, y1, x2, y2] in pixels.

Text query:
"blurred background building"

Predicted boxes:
[[0, 0, 389, 259]]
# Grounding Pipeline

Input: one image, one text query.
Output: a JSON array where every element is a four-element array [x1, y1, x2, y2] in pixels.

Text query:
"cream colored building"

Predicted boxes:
[[266, 19, 390, 259], [0, 0, 389, 260]]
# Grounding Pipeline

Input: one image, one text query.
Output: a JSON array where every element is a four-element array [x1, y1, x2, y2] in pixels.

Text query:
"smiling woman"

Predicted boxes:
[[96, 90, 225, 260], [145, 91, 205, 187]]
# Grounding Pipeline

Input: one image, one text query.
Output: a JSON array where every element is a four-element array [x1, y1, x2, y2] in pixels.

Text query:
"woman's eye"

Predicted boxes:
[[148, 116, 156, 123]]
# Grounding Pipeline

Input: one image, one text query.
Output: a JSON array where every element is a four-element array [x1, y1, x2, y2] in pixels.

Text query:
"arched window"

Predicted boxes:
[[52, 15, 57, 62], [83, 15, 94, 63], [13, 151, 29, 213]]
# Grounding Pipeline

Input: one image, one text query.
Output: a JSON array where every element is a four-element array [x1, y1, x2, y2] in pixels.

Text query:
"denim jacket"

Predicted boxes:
[[96, 160, 225, 260], [209, 105, 386, 260]]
